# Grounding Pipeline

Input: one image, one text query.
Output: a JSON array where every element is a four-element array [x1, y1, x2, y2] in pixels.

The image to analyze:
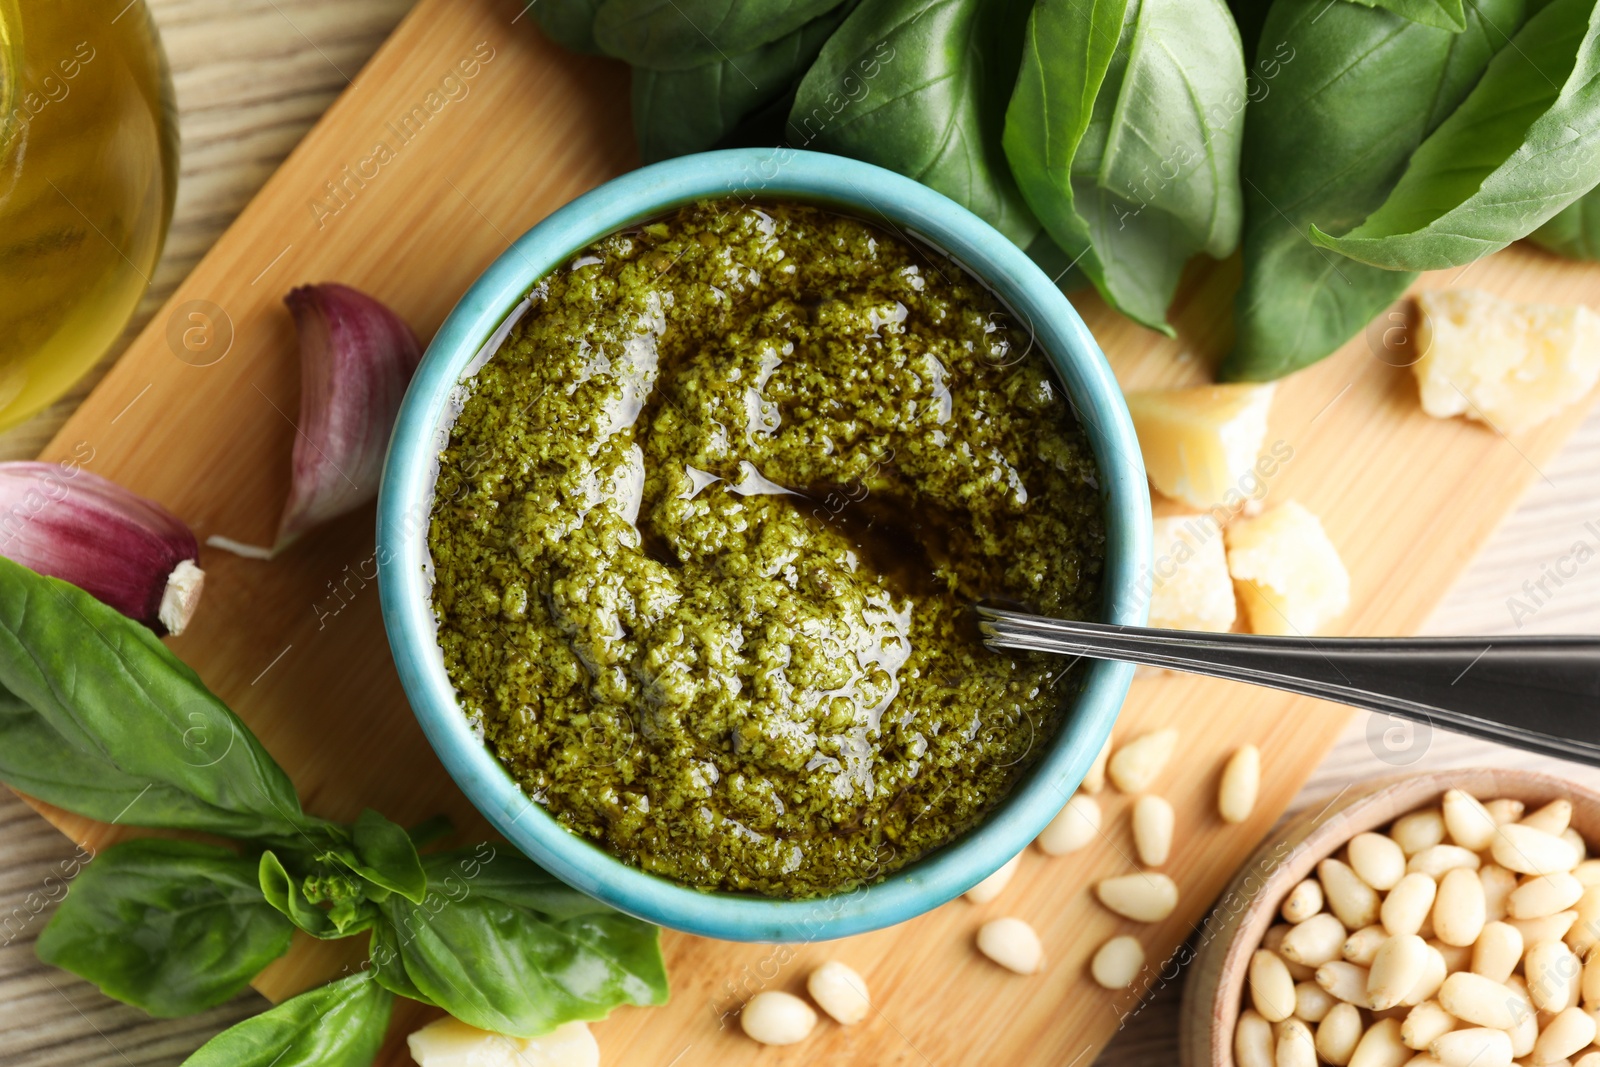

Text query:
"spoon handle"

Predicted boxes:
[[976, 606, 1600, 766]]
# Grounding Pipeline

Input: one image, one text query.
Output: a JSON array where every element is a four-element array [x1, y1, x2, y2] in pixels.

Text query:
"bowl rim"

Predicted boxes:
[[376, 147, 1151, 942]]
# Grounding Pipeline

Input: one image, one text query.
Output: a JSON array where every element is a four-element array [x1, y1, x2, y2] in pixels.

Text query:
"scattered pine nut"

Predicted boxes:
[[1277, 1017, 1318, 1067], [806, 961, 869, 1026], [1521, 799, 1573, 837], [1400, 998, 1455, 1051], [1283, 879, 1324, 924], [1533, 1005, 1596, 1064], [1249, 949, 1296, 1021], [1090, 935, 1144, 990], [1341, 924, 1387, 967], [1348, 832, 1406, 891], [1319, 858, 1380, 930], [1437, 972, 1518, 1028], [964, 853, 1020, 904], [1506, 909, 1577, 945], [1346, 1017, 1406, 1067], [1367, 933, 1428, 1010], [1492, 824, 1578, 875], [1107, 728, 1178, 794], [1235, 1008, 1275, 1067], [1507, 871, 1583, 919], [740, 991, 817, 1046], [976, 917, 1044, 975], [1441, 790, 1498, 852], [1429, 1027, 1511, 1067], [1315, 1002, 1363, 1065], [1525, 939, 1579, 1012], [1469, 921, 1522, 983], [1094, 872, 1179, 923], [1294, 979, 1336, 1023], [1432, 868, 1486, 947], [1082, 734, 1112, 794], [1381, 873, 1437, 938], [1390, 809, 1446, 856], [1036, 793, 1100, 855], [1219, 745, 1261, 824], [1315, 960, 1372, 1008], [1132, 795, 1175, 867]]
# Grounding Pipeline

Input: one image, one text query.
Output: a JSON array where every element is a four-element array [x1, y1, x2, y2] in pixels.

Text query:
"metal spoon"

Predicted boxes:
[[975, 605, 1600, 766]]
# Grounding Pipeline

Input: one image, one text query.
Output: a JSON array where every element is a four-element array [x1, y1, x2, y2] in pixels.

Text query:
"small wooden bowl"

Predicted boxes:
[[1179, 768, 1600, 1067]]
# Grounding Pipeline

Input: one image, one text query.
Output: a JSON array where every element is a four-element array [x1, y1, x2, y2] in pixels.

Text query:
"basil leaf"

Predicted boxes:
[[1220, 0, 1524, 380], [1530, 186, 1600, 258], [594, 0, 843, 70], [532, 0, 605, 53], [1002, 0, 1246, 333], [368, 919, 437, 1005], [346, 808, 427, 903], [0, 558, 315, 840], [1345, 0, 1466, 31], [378, 849, 667, 1037], [258, 850, 378, 939], [633, 4, 850, 163], [1310, 0, 1600, 269], [182, 971, 392, 1067], [789, 0, 1040, 247], [259, 851, 339, 938], [34, 839, 293, 1017]]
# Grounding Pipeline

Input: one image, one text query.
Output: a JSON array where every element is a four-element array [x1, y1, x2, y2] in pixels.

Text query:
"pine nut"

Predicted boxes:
[[1471, 921, 1523, 984], [1317, 960, 1373, 1008], [1219, 744, 1260, 824], [1522, 799, 1573, 837], [1434, 867, 1487, 947], [1407, 845, 1482, 879], [1095, 872, 1178, 922], [1534, 1005, 1597, 1064], [1036, 793, 1100, 855], [1343, 925, 1389, 966], [806, 961, 869, 1026], [1250, 948, 1297, 1021], [1503, 975, 1538, 1058], [1090, 935, 1144, 990], [1392, 809, 1447, 856], [1369, 934, 1430, 1010], [1442, 790, 1498, 852], [1511, 872, 1585, 920], [1107, 728, 1177, 793], [1430, 1027, 1512, 1067], [1429, 939, 1471, 974], [1350, 832, 1408, 891], [1132, 795, 1174, 867], [1348, 1017, 1408, 1067], [1480, 864, 1517, 922], [1493, 824, 1580, 876], [1579, 1055, 1600, 1067], [965, 853, 1021, 904], [1295, 979, 1336, 1022], [1563, 826, 1587, 862], [740, 991, 816, 1046], [1401, 999, 1456, 1051], [1283, 878, 1325, 924], [976, 917, 1044, 974], [1509, 910, 1580, 946], [1276, 1017, 1317, 1067], [1438, 972, 1519, 1028], [1403, 945, 1448, 1007], [1322, 858, 1381, 930], [1574, 859, 1600, 886], [1316, 1002, 1364, 1066], [1582, 937, 1600, 1005], [1383, 873, 1439, 937], [1525, 939, 1580, 1012], [1570, 887, 1600, 958], [1268, 924, 1317, 981], [1484, 798, 1525, 825], [1235, 1008, 1274, 1067], [1082, 734, 1112, 794], [1284, 914, 1349, 967]]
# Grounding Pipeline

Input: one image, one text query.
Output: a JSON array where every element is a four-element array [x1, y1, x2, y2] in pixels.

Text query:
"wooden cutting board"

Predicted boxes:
[[24, 0, 1600, 1063]]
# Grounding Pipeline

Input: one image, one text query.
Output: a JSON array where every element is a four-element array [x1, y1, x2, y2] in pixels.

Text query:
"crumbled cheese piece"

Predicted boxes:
[[407, 1017, 599, 1067], [1414, 288, 1600, 434], [1224, 501, 1349, 636], [1148, 516, 1236, 632], [1125, 384, 1275, 510]]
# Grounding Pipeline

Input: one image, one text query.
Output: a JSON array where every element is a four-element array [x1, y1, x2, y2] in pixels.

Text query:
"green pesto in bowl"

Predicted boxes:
[[427, 200, 1104, 898]]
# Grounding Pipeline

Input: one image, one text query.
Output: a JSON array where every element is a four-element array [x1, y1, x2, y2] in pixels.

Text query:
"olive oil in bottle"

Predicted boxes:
[[0, 0, 177, 428]]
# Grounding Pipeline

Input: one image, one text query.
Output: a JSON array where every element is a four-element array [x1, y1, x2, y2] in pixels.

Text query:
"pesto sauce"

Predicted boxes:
[[428, 201, 1104, 898]]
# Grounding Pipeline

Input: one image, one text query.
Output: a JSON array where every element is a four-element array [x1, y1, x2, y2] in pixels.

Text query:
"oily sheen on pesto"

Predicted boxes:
[[428, 201, 1104, 897]]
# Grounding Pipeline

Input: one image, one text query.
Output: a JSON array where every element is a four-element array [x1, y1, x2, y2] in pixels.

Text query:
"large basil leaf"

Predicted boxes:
[[594, 0, 841, 70], [1310, 0, 1600, 269], [1002, 0, 1246, 334], [633, 4, 850, 162], [377, 849, 668, 1037], [182, 971, 392, 1067], [1220, 0, 1524, 381], [34, 839, 293, 1017], [789, 0, 1040, 247], [1531, 187, 1600, 258], [532, 0, 605, 53], [345, 807, 427, 903], [1346, 0, 1466, 31], [0, 558, 315, 840]]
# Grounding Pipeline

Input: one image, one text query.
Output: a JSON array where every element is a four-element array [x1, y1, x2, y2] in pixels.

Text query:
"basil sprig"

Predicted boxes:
[[0, 559, 668, 1064]]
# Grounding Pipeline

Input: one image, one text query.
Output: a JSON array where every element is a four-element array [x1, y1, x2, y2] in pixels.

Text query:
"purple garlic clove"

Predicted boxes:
[[0, 463, 204, 634]]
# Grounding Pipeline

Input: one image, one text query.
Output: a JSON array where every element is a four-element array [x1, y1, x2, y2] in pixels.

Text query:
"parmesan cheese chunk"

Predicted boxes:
[[1125, 383, 1275, 510], [1149, 516, 1237, 632], [407, 1018, 599, 1067], [1225, 501, 1349, 636], [1414, 288, 1600, 434]]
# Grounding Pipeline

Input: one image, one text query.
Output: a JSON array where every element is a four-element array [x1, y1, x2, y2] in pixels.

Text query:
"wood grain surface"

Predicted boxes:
[[6, 2, 1600, 1066]]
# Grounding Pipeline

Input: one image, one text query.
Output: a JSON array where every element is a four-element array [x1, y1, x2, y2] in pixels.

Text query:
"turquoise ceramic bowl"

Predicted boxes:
[[377, 148, 1150, 942]]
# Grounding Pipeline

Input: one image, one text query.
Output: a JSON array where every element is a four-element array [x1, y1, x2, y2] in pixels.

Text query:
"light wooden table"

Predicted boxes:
[[5, 2, 1600, 1063]]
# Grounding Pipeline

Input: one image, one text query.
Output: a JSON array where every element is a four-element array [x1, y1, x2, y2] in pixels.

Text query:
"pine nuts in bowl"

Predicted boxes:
[[1179, 769, 1600, 1067]]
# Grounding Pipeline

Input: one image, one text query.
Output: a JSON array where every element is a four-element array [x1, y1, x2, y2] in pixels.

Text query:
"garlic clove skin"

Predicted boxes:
[[276, 283, 422, 548], [0, 463, 205, 635]]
